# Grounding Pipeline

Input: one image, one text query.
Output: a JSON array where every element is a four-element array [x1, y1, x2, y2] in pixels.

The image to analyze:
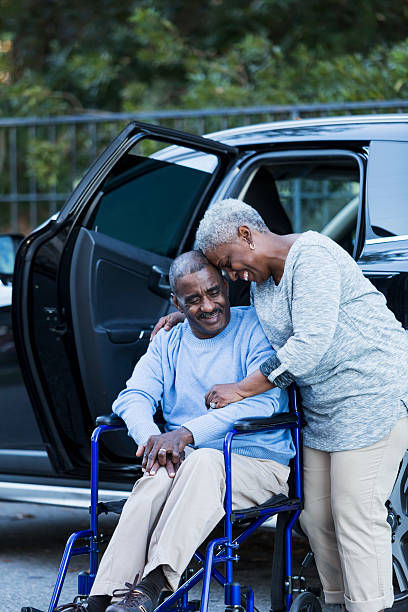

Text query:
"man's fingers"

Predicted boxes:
[[165, 458, 176, 478], [171, 444, 180, 464], [148, 460, 160, 476], [145, 439, 163, 473], [136, 444, 145, 458], [157, 447, 168, 466], [143, 436, 157, 468]]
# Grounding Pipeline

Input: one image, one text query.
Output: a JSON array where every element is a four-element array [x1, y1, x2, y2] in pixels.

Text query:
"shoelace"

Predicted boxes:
[[112, 581, 150, 610], [54, 595, 88, 611]]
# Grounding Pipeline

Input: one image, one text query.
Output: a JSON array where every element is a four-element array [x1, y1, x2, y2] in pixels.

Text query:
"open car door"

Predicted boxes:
[[13, 121, 239, 478]]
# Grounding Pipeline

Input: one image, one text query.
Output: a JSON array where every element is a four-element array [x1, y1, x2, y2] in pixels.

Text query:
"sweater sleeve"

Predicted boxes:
[[260, 246, 341, 386], [182, 387, 285, 446], [112, 332, 165, 445]]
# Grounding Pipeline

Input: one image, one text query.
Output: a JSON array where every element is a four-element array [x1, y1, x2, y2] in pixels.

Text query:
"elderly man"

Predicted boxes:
[[65, 251, 294, 612]]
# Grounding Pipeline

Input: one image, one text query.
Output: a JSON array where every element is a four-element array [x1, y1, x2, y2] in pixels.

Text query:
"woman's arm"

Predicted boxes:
[[264, 245, 342, 384], [205, 369, 275, 408]]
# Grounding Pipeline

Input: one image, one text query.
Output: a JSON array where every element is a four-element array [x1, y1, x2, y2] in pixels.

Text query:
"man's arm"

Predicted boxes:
[[183, 388, 285, 446], [115, 330, 194, 477], [112, 332, 165, 445]]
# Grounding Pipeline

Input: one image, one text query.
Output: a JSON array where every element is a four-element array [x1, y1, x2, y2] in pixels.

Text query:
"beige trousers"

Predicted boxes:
[[91, 447, 289, 595], [300, 416, 408, 612]]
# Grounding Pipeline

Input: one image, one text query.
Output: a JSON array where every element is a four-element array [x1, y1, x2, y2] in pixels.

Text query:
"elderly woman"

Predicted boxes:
[[155, 199, 408, 612]]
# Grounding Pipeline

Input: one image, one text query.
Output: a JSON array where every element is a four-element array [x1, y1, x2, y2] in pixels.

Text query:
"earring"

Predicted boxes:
[[249, 242, 255, 250]]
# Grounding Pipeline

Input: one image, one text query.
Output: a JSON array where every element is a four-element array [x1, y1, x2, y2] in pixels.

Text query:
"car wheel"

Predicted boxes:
[[388, 450, 408, 606]]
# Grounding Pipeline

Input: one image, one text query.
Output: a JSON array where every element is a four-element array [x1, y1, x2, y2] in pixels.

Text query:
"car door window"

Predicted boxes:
[[236, 155, 361, 255], [367, 141, 408, 238], [92, 140, 218, 257]]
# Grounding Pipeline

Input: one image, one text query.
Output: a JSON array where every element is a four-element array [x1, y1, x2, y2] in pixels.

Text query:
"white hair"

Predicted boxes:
[[195, 199, 269, 253]]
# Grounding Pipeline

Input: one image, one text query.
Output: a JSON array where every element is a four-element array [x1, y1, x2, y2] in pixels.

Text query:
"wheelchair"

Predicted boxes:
[[22, 384, 322, 612]]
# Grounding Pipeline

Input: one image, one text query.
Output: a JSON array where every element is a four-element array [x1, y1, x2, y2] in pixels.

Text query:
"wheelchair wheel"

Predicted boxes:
[[289, 591, 322, 612]]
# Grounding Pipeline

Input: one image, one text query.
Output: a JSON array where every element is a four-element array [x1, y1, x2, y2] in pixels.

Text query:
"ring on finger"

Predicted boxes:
[[158, 448, 167, 453]]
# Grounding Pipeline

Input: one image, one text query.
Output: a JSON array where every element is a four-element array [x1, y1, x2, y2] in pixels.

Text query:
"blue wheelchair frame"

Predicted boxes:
[[45, 384, 303, 612]]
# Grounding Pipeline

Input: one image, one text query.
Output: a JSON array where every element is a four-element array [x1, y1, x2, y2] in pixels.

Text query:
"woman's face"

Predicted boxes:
[[205, 237, 271, 284]]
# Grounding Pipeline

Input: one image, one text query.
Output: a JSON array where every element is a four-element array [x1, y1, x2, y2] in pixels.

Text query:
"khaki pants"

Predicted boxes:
[[91, 447, 289, 595], [300, 416, 408, 612]]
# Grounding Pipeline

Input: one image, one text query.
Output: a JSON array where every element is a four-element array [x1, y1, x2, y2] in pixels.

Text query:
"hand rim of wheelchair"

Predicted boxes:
[[389, 449, 408, 603]]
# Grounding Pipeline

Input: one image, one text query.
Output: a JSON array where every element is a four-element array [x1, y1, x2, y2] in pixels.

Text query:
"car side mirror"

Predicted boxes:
[[0, 234, 23, 282]]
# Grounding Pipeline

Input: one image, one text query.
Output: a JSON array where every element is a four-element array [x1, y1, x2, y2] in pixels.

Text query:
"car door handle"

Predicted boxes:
[[148, 265, 171, 299], [106, 328, 152, 344]]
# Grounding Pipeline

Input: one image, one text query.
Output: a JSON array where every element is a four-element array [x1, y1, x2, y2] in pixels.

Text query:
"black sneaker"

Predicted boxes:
[[106, 582, 154, 612], [55, 595, 110, 612], [54, 596, 88, 611]]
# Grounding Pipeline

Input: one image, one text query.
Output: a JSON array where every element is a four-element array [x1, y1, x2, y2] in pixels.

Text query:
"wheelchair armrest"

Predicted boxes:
[[234, 413, 298, 432], [95, 413, 126, 428]]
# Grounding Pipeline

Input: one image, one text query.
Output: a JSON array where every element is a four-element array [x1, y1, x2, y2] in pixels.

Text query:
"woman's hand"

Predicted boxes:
[[205, 371, 275, 408], [150, 311, 186, 342], [205, 383, 246, 409]]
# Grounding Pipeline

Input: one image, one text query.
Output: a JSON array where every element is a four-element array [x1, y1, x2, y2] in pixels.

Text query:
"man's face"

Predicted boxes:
[[172, 266, 230, 339]]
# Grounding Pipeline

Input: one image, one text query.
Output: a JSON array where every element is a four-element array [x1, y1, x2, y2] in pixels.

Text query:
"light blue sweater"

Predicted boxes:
[[113, 307, 295, 465]]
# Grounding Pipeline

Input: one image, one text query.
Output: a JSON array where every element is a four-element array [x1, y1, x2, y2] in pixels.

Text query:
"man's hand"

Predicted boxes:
[[136, 446, 185, 478], [205, 382, 246, 409], [136, 427, 194, 476], [150, 312, 185, 342]]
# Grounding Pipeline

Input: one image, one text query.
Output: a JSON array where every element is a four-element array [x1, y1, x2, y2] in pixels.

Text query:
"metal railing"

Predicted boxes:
[[1, 99, 408, 234]]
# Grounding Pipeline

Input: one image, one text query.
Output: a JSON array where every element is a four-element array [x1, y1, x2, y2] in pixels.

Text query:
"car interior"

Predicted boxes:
[[236, 158, 361, 254]]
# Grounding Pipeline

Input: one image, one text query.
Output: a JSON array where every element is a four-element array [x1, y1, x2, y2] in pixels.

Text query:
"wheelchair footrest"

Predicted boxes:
[[91, 498, 128, 515], [21, 608, 45, 612], [231, 493, 300, 522]]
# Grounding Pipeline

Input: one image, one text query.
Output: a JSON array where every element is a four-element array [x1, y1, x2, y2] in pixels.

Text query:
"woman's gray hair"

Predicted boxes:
[[195, 199, 269, 253]]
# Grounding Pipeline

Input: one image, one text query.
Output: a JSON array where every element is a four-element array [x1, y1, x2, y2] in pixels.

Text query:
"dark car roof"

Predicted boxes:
[[205, 113, 408, 147]]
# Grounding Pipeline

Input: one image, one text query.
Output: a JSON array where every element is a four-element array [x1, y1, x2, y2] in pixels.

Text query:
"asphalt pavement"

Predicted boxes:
[[1, 500, 342, 612]]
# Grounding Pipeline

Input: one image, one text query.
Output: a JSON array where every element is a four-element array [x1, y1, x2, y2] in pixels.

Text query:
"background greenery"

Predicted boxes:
[[1, 0, 408, 116], [1, 1, 408, 233]]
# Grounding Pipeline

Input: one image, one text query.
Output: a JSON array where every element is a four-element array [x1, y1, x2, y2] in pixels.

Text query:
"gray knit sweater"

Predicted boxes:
[[255, 231, 408, 451]]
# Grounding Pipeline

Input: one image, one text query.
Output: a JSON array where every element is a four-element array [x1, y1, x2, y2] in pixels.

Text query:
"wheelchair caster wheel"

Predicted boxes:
[[289, 591, 322, 612]]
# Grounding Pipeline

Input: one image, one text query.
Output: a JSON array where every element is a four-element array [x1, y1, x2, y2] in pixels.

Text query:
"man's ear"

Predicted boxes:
[[171, 292, 183, 312]]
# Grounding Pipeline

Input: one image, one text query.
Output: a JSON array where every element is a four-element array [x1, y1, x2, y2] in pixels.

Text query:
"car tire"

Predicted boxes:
[[388, 450, 408, 607]]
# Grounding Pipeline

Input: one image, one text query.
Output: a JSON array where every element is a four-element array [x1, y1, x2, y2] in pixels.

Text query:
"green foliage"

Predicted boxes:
[[1, 0, 408, 198], [26, 137, 69, 191]]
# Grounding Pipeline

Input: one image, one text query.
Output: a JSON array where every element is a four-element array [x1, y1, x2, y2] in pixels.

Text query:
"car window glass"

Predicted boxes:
[[92, 140, 218, 258], [240, 159, 360, 254], [367, 141, 408, 238]]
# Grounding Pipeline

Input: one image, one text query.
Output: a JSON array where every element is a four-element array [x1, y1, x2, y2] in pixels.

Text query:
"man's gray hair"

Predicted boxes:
[[169, 250, 218, 294], [195, 199, 269, 253]]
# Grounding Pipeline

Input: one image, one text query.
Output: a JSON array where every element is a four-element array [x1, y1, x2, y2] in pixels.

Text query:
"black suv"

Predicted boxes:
[[1, 115, 408, 602]]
